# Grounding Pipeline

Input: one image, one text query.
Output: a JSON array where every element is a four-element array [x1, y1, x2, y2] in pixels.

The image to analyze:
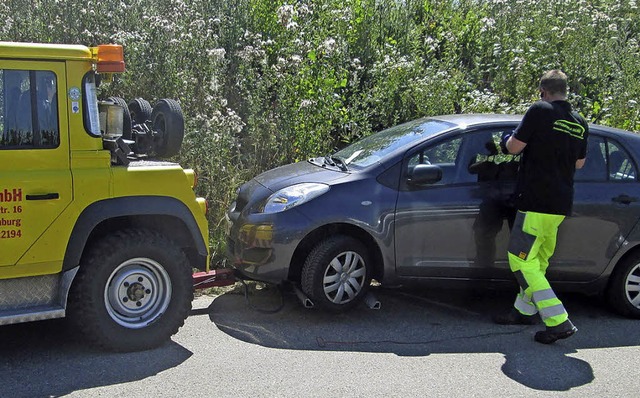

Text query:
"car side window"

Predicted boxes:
[[0, 69, 59, 149], [407, 129, 519, 186], [574, 136, 637, 182], [408, 137, 462, 185], [575, 135, 607, 182], [459, 130, 518, 183], [608, 140, 636, 181]]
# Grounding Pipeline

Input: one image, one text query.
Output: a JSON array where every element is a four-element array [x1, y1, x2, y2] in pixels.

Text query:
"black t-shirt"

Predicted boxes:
[[513, 100, 588, 215]]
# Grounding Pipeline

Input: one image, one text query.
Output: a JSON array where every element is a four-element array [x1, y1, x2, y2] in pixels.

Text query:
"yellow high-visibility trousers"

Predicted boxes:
[[507, 211, 569, 327]]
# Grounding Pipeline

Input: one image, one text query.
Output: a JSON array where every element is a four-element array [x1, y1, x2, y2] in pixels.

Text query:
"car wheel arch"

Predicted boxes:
[[288, 223, 384, 284]]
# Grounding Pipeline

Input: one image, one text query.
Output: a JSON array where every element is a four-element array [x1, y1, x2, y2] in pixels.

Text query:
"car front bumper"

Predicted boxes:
[[226, 205, 312, 285]]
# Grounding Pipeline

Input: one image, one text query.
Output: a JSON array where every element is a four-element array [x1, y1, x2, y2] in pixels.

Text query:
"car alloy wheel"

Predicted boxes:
[[624, 262, 640, 309], [322, 250, 367, 304]]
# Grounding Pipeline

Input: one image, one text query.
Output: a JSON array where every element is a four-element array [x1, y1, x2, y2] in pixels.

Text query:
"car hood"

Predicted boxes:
[[254, 160, 349, 192]]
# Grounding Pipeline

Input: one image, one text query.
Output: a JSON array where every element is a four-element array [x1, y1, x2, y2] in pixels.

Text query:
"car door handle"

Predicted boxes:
[[612, 194, 638, 205], [26, 193, 59, 200]]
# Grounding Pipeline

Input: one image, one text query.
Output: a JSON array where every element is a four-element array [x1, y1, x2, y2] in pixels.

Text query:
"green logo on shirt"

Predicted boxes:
[[553, 120, 585, 139]]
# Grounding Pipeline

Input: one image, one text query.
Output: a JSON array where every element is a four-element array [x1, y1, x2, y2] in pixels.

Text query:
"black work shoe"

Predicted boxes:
[[534, 320, 577, 344], [493, 309, 537, 325]]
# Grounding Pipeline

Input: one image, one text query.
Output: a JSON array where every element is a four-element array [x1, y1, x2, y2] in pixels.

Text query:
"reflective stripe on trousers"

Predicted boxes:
[[508, 211, 569, 327]]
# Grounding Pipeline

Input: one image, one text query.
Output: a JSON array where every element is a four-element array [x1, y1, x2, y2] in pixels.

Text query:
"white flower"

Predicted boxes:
[[321, 38, 337, 55], [207, 48, 227, 61], [299, 100, 314, 109]]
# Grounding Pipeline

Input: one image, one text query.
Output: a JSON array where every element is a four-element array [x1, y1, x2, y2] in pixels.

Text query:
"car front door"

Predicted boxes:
[[394, 127, 519, 280], [0, 62, 72, 271]]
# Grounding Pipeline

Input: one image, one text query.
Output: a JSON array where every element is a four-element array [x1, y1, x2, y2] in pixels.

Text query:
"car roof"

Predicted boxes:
[[432, 113, 640, 140], [591, 123, 640, 140], [430, 113, 523, 128]]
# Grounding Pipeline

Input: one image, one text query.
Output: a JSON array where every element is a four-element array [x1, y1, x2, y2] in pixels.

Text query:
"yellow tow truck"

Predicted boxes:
[[0, 41, 215, 351]]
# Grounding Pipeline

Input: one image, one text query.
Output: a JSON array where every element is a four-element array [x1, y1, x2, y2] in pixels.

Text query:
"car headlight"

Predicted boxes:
[[259, 183, 330, 214]]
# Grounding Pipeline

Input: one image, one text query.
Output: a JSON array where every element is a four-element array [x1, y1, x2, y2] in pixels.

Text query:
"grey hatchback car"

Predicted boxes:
[[226, 114, 640, 317]]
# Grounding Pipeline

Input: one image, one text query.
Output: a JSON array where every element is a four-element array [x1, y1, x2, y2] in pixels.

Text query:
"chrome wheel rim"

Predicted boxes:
[[104, 258, 172, 329], [323, 251, 366, 304], [625, 263, 640, 309]]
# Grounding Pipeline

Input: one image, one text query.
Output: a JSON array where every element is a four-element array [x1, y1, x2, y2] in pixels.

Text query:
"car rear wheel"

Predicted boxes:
[[301, 236, 371, 311], [608, 253, 640, 318], [67, 228, 193, 351]]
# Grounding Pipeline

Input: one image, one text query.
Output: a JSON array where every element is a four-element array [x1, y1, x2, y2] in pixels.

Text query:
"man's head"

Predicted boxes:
[[539, 70, 568, 100]]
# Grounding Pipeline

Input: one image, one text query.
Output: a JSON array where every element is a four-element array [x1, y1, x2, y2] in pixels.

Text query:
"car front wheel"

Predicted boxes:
[[301, 236, 372, 311], [608, 253, 640, 318]]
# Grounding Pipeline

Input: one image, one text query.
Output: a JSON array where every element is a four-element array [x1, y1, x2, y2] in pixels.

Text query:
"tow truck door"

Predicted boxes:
[[0, 61, 72, 270]]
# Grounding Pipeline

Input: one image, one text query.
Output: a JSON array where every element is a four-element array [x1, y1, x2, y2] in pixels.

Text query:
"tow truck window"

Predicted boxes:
[[83, 71, 101, 137], [0, 69, 60, 149]]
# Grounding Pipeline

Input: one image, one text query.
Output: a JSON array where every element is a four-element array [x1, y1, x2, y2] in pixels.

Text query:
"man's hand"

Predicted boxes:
[[500, 132, 512, 154], [500, 131, 527, 154]]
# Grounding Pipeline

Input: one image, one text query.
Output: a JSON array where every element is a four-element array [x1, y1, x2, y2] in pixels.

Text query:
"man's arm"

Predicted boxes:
[[576, 158, 586, 169], [506, 135, 527, 154]]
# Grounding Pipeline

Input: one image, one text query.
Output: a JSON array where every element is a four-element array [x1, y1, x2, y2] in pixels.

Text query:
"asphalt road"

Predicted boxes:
[[1, 285, 638, 397]]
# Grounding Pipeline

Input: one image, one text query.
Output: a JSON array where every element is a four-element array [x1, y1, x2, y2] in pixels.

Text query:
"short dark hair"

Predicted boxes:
[[539, 70, 568, 95]]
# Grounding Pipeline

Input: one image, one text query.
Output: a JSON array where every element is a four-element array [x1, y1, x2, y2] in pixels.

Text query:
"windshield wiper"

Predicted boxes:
[[324, 155, 349, 171]]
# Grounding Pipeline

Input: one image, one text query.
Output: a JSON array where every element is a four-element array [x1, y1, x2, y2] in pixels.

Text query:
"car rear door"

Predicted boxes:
[[0, 61, 72, 271], [550, 131, 640, 282]]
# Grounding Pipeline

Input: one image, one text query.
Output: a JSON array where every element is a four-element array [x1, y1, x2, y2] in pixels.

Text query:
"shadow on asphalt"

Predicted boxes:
[[206, 285, 639, 391], [0, 319, 192, 397]]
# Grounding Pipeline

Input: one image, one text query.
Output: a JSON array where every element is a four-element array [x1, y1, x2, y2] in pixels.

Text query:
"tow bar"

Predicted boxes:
[[192, 268, 237, 290]]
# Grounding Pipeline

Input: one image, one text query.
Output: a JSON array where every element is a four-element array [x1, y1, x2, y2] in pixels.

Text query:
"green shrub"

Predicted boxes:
[[2, 0, 638, 264]]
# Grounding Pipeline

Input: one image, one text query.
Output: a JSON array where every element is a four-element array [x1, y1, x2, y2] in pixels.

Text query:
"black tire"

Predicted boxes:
[[108, 96, 133, 140], [67, 229, 193, 352], [607, 253, 640, 318], [128, 98, 152, 124], [301, 236, 372, 311], [151, 99, 184, 158]]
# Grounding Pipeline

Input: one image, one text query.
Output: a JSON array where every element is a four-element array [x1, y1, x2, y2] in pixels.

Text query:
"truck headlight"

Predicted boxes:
[[259, 183, 329, 214]]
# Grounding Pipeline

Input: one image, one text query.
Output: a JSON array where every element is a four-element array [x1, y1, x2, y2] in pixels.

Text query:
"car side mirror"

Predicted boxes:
[[408, 164, 442, 185]]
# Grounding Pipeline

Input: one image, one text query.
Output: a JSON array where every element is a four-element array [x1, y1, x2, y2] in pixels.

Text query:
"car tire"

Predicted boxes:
[[128, 98, 152, 125], [151, 98, 184, 158], [607, 253, 640, 318], [301, 236, 372, 311], [67, 229, 193, 352], [108, 96, 133, 140]]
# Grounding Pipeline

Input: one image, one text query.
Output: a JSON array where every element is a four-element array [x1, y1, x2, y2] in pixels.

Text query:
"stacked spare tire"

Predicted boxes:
[[106, 97, 185, 163]]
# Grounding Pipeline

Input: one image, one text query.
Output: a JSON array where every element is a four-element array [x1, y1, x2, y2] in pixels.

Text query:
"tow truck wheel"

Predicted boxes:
[[301, 236, 372, 311], [128, 98, 152, 125], [151, 99, 184, 158], [108, 96, 133, 140], [67, 228, 193, 352]]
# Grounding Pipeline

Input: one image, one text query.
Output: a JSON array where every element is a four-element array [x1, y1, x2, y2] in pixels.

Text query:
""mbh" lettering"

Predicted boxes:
[[0, 188, 23, 203]]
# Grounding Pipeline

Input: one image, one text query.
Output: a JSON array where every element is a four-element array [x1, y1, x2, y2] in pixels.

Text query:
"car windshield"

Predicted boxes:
[[334, 118, 455, 168]]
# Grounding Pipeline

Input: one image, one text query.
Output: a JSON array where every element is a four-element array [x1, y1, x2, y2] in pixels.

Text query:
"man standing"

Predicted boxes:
[[494, 70, 588, 344]]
